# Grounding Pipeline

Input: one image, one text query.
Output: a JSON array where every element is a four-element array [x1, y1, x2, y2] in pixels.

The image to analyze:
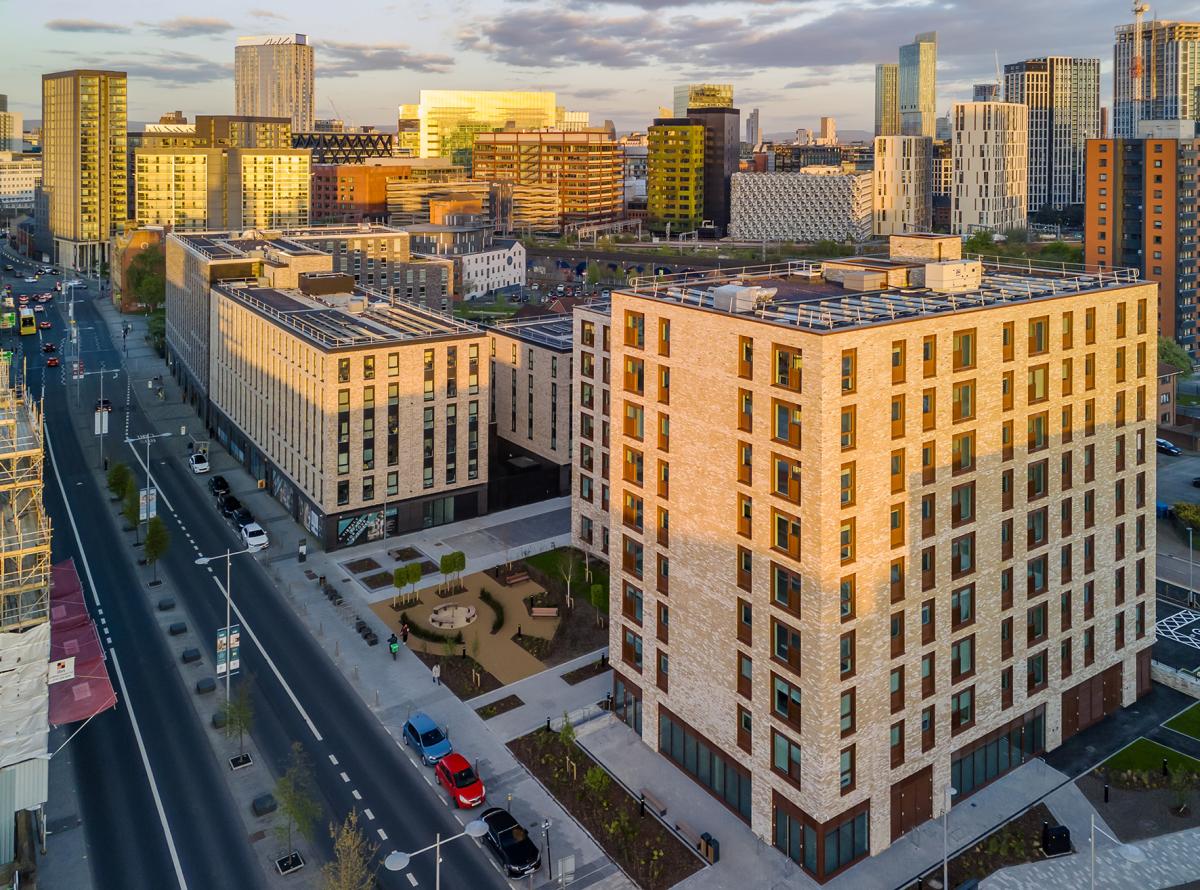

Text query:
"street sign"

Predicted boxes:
[[216, 625, 241, 677], [94, 410, 108, 436], [138, 487, 157, 521], [72, 360, 84, 381], [47, 657, 76, 684]]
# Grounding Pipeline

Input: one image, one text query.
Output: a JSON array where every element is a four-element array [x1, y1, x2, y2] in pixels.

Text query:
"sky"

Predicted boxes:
[[6, 0, 1200, 136]]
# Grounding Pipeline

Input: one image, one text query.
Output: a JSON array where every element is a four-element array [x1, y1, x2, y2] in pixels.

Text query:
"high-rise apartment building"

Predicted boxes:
[[673, 83, 733, 118], [0, 97, 22, 152], [41, 70, 127, 271], [1113, 19, 1200, 138], [973, 84, 1000, 103], [873, 136, 933, 236], [875, 64, 900, 137], [234, 34, 314, 132], [819, 117, 837, 144], [411, 91, 562, 168], [684, 107, 740, 235], [0, 153, 41, 210], [471, 130, 624, 226], [951, 102, 1028, 234], [647, 119, 705, 233], [599, 237, 1156, 882], [573, 299, 612, 562], [899, 32, 938, 137], [1085, 120, 1200, 352], [1004, 57, 1100, 211], [747, 109, 760, 146]]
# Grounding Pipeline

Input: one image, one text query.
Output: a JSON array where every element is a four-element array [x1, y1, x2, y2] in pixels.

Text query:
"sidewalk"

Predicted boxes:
[[37, 725, 94, 890], [91, 296, 631, 889], [982, 826, 1200, 889]]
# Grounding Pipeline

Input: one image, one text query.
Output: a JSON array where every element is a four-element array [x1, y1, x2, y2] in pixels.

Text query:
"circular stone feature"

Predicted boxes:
[[429, 602, 478, 630]]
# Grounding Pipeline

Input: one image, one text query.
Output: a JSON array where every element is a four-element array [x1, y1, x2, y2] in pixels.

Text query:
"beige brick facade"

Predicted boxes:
[[488, 319, 574, 466], [572, 302, 612, 560], [600, 257, 1157, 881]]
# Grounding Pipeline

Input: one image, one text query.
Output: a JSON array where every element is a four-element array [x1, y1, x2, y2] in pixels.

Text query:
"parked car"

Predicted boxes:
[[208, 475, 230, 497], [434, 753, 486, 808], [1192, 477, 1200, 489], [480, 807, 541, 877], [219, 494, 243, 519], [1157, 438, 1182, 456], [231, 507, 254, 530], [188, 452, 210, 474], [402, 712, 452, 765], [94, 398, 112, 413], [240, 522, 268, 552]]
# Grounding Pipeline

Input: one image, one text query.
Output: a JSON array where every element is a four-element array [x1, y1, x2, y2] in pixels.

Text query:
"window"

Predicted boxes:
[[840, 406, 856, 450], [890, 721, 905, 768], [892, 341, 906, 384], [921, 600, 935, 645], [776, 345, 803, 391], [922, 335, 937, 377], [951, 635, 975, 682], [951, 686, 974, 733], [951, 482, 975, 526], [738, 336, 753, 379], [841, 350, 856, 393], [921, 651, 935, 698], [839, 746, 855, 793], [738, 598, 753, 645], [622, 583, 644, 624], [921, 706, 935, 752], [1027, 650, 1047, 693], [773, 674, 803, 730], [952, 381, 975, 422], [922, 389, 937, 431], [625, 310, 644, 347], [737, 706, 752, 753], [840, 463, 856, 506], [773, 509, 801, 560], [622, 628, 643, 671], [840, 689, 856, 736], [840, 519, 855, 563], [738, 653, 752, 698], [891, 395, 905, 438], [738, 389, 753, 432], [839, 576, 855, 621], [951, 533, 975, 577], [1028, 316, 1048, 355], [951, 585, 974, 630], [890, 611, 905, 658], [840, 631, 855, 678], [952, 329, 975, 370], [890, 666, 904, 713], [891, 450, 906, 494], [952, 432, 974, 474], [772, 729, 803, 786], [773, 563, 802, 617]]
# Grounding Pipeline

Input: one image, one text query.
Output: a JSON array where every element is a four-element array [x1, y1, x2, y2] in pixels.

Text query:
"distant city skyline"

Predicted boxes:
[[2, 0, 1187, 136]]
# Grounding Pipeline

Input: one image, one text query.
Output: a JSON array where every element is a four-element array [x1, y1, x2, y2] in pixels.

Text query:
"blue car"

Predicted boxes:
[[1157, 438, 1182, 456], [402, 712, 452, 765]]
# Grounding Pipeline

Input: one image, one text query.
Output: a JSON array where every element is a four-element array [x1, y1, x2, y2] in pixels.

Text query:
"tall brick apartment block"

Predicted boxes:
[[602, 235, 1157, 881]]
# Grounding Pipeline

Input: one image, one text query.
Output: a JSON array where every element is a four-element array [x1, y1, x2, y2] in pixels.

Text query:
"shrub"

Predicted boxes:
[[1175, 502, 1200, 530], [398, 611, 454, 644], [479, 588, 505, 634]]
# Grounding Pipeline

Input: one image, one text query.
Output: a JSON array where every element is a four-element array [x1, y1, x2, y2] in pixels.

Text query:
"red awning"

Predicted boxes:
[[48, 559, 117, 726]]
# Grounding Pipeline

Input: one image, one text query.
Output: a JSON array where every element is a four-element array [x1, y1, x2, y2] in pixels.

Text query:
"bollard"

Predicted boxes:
[[1163, 757, 1169, 777], [318, 621, 324, 638], [1104, 783, 1109, 803], [545, 716, 551, 733], [639, 793, 645, 818], [375, 689, 380, 708]]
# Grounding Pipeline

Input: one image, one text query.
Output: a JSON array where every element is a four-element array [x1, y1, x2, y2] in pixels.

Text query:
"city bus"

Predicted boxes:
[[18, 307, 35, 335]]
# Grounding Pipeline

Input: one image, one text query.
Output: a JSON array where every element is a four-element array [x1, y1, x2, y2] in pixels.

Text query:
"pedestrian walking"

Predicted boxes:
[[401, 623, 409, 645], [388, 633, 399, 661], [432, 663, 441, 685]]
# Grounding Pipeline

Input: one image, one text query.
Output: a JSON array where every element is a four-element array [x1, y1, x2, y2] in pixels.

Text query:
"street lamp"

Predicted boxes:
[[1189, 527, 1195, 609], [942, 785, 957, 890], [195, 547, 252, 703], [383, 819, 488, 890]]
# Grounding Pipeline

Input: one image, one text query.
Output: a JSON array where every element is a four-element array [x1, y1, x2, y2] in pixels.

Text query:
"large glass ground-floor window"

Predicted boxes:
[[951, 705, 1045, 799], [772, 791, 869, 880], [658, 707, 751, 822]]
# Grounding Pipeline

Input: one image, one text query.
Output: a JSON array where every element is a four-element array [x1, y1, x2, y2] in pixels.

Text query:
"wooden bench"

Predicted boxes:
[[674, 820, 703, 851], [530, 606, 560, 619], [504, 571, 530, 585], [640, 789, 668, 818]]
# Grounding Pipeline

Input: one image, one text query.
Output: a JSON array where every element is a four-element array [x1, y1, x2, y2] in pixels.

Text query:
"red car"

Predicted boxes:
[[38, 321, 51, 330], [45, 357, 59, 368], [434, 752, 486, 808]]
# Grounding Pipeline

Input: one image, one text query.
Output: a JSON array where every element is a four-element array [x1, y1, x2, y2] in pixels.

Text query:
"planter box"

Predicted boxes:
[[275, 852, 304, 875], [253, 793, 277, 817], [230, 753, 253, 771], [196, 677, 216, 694]]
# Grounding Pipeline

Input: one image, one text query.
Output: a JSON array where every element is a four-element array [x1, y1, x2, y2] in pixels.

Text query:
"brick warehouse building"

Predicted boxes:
[[599, 235, 1156, 881]]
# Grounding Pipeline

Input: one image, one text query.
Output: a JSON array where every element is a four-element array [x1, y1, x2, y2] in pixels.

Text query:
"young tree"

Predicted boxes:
[[1160, 336, 1194, 378], [391, 567, 404, 610], [556, 549, 580, 606], [106, 462, 132, 500], [275, 742, 321, 857], [322, 809, 378, 890], [122, 484, 141, 544], [143, 515, 169, 583], [221, 681, 254, 756], [438, 553, 454, 596], [589, 583, 607, 627], [404, 562, 422, 604], [450, 551, 466, 589], [126, 244, 166, 310]]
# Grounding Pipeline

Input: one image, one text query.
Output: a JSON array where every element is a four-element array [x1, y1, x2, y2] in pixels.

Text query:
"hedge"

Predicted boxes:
[[479, 588, 505, 635], [399, 612, 464, 645]]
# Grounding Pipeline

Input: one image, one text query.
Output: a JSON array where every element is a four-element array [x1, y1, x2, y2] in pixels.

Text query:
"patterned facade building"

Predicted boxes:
[[729, 170, 872, 243]]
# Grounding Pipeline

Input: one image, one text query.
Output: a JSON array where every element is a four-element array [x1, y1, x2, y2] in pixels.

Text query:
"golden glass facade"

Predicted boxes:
[[234, 151, 311, 230], [234, 35, 314, 132], [41, 70, 127, 270], [134, 149, 215, 231], [672, 83, 734, 116], [647, 121, 704, 232], [415, 90, 559, 167]]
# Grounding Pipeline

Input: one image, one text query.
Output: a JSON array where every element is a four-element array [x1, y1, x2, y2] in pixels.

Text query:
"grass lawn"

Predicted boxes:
[[1166, 703, 1200, 741], [1179, 393, 1200, 407], [1103, 737, 1200, 774], [524, 547, 608, 601]]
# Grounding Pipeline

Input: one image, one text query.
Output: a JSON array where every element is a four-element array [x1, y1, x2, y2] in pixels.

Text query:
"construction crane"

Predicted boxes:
[[1131, 0, 1150, 129]]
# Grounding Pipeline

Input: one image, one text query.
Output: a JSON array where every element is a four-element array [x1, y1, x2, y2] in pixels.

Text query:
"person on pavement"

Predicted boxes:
[[388, 634, 399, 660]]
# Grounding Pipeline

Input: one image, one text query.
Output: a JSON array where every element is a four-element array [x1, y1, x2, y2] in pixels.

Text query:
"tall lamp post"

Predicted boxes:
[[195, 547, 251, 703], [942, 785, 957, 890], [1189, 527, 1195, 609], [383, 820, 489, 890]]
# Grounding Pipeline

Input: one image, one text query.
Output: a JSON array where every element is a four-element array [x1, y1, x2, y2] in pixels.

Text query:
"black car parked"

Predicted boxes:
[[208, 475, 230, 497], [219, 494, 243, 520], [230, 507, 254, 530], [480, 807, 541, 878]]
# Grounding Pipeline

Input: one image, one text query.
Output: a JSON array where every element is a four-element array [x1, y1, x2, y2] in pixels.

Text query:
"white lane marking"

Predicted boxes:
[[105, 636, 112, 644], [328, 755, 339, 766], [126, 440, 175, 512], [377, 829, 388, 841], [406, 874, 418, 887], [352, 789, 361, 800], [44, 426, 189, 890], [340, 771, 349, 782], [364, 808, 374, 821], [210, 573, 324, 742]]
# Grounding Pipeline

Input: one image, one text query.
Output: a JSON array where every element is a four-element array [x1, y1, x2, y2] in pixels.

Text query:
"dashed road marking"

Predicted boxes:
[[364, 808, 374, 821], [340, 771, 349, 782], [377, 829, 388, 841], [328, 755, 339, 766], [352, 789, 361, 800], [406, 874, 418, 887]]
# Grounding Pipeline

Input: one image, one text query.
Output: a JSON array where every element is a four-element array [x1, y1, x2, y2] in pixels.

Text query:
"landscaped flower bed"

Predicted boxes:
[[476, 694, 523, 720], [907, 803, 1056, 889], [412, 650, 502, 698], [509, 725, 703, 889]]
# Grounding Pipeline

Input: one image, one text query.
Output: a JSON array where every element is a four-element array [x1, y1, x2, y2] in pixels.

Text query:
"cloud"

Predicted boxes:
[[319, 40, 454, 76], [146, 17, 234, 38], [249, 9, 285, 19], [72, 51, 231, 85], [46, 18, 130, 34]]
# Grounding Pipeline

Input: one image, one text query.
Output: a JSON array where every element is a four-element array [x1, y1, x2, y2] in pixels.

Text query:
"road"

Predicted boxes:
[[1, 258, 265, 889], [17, 254, 512, 887]]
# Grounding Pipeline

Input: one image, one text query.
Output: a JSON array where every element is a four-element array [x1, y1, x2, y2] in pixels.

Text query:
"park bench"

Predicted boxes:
[[641, 789, 668, 818], [674, 820, 703, 851], [530, 606, 559, 619]]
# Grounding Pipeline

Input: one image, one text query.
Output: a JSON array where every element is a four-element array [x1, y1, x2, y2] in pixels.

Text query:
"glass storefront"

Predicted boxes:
[[659, 709, 751, 822], [951, 706, 1045, 799]]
